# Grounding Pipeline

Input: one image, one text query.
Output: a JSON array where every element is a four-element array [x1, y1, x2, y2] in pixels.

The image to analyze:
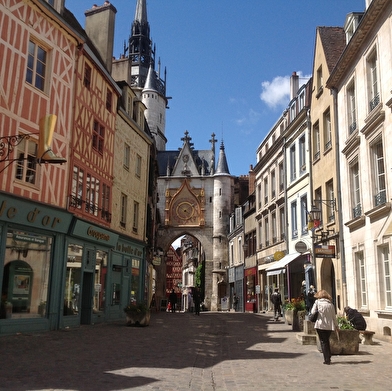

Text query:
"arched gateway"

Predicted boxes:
[[155, 132, 234, 311]]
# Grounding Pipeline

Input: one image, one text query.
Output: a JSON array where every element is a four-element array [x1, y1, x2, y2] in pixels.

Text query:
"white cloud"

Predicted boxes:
[[260, 75, 290, 109], [259, 72, 311, 109]]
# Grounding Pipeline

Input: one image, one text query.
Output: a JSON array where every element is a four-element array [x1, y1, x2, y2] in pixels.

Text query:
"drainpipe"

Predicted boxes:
[[331, 87, 347, 312], [306, 108, 317, 290]]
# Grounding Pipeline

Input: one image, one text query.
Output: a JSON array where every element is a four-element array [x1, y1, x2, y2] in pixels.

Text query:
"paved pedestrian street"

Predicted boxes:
[[0, 311, 391, 391]]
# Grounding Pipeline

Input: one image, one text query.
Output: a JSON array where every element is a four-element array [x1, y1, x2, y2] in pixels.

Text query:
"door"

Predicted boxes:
[[80, 248, 96, 325], [80, 272, 93, 325]]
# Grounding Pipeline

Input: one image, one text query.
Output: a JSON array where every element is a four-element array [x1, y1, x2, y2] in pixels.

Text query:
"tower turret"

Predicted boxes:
[[128, 0, 168, 150]]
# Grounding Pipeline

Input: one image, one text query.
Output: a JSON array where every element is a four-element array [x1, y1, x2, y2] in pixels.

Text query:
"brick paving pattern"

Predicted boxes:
[[0, 311, 390, 391]]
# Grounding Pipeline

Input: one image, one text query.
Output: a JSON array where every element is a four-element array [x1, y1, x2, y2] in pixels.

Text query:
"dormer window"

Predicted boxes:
[[344, 13, 364, 44]]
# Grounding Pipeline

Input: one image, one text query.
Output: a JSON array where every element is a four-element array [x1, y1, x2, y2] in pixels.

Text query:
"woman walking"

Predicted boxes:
[[310, 290, 338, 365]]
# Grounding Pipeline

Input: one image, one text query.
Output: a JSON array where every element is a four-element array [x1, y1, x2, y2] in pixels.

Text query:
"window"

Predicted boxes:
[[1, 230, 53, 319], [106, 89, 112, 112], [326, 180, 335, 222], [271, 169, 276, 199], [314, 187, 323, 228], [133, 201, 139, 232], [371, 138, 386, 207], [92, 120, 105, 153], [15, 137, 38, 184], [127, 93, 133, 117], [70, 166, 110, 222], [300, 195, 308, 234], [299, 135, 306, 174], [26, 40, 47, 91], [264, 177, 268, 205], [84, 64, 91, 89], [279, 207, 285, 241], [313, 122, 320, 161], [71, 166, 84, 209], [135, 154, 142, 178], [258, 221, 262, 249], [257, 184, 262, 209], [291, 201, 298, 239], [299, 91, 305, 111], [272, 212, 277, 243], [367, 48, 379, 112], [347, 80, 357, 134], [290, 102, 296, 122], [264, 217, 269, 247], [85, 174, 99, 216], [290, 144, 296, 182], [316, 65, 323, 96], [381, 246, 392, 308], [350, 160, 361, 218], [356, 251, 367, 307], [279, 162, 284, 192], [323, 109, 332, 151], [123, 144, 130, 170], [120, 193, 127, 227]]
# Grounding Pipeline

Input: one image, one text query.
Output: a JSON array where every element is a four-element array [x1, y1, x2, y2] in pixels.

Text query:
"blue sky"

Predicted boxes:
[[66, 0, 365, 176]]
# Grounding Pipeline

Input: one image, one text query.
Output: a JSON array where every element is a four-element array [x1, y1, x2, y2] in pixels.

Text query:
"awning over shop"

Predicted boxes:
[[265, 252, 301, 276], [258, 261, 279, 271]]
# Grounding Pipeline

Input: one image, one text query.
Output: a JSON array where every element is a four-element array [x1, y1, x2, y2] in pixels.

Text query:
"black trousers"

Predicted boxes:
[[316, 329, 332, 363]]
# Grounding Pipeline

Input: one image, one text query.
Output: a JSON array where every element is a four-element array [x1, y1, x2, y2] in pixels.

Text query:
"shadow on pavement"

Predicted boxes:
[[0, 312, 305, 391]]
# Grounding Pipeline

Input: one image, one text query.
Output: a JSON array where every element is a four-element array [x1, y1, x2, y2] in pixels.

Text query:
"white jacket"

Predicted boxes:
[[311, 298, 337, 331]]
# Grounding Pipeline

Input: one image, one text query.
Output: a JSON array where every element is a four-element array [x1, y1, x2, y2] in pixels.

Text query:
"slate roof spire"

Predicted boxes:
[[215, 141, 230, 175]]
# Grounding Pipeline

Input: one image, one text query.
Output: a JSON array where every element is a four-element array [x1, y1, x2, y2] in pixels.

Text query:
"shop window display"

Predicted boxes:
[[94, 250, 107, 313], [63, 244, 83, 316], [1, 229, 52, 319]]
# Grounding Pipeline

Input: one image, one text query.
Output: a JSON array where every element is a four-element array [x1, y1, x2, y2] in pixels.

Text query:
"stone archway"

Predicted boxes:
[[155, 226, 215, 310]]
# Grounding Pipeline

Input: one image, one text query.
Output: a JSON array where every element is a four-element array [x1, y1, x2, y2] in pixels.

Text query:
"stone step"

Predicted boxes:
[[296, 332, 317, 345]]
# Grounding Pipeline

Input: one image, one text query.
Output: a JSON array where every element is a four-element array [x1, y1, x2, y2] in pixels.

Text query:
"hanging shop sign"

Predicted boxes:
[[315, 245, 335, 258]]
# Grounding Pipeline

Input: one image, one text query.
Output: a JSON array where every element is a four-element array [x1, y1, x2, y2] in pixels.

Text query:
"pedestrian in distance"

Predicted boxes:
[[271, 288, 282, 321], [193, 288, 201, 315], [311, 289, 338, 365], [169, 289, 177, 313], [233, 293, 239, 311], [344, 306, 367, 330]]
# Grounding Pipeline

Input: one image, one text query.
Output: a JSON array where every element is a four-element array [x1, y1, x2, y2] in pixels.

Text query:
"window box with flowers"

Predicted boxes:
[[123, 302, 150, 326]]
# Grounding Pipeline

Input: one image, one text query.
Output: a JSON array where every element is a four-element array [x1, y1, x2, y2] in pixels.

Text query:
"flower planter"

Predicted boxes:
[[316, 329, 359, 355], [285, 309, 294, 325], [125, 310, 151, 327], [285, 309, 305, 331]]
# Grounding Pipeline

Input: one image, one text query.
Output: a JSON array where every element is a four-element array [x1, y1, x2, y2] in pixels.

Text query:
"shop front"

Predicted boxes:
[[265, 252, 308, 304], [62, 219, 118, 328], [244, 266, 257, 313], [110, 237, 146, 320], [0, 193, 73, 335]]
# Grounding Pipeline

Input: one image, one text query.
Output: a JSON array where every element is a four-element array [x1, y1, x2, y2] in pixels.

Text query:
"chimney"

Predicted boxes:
[[248, 165, 255, 195], [85, 1, 117, 73], [290, 71, 299, 100]]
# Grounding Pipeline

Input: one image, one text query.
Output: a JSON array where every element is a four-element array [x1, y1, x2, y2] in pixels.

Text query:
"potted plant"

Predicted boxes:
[[284, 297, 306, 330], [123, 302, 150, 326]]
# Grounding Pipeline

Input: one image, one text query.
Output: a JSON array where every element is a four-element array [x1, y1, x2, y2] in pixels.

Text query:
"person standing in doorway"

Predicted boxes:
[[169, 289, 177, 313], [311, 290, 338, 365], [271, 288, 282, 321]]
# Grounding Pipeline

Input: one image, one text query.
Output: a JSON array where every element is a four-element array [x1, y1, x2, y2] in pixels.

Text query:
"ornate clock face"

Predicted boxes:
[[176, 201, 195, 220]]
